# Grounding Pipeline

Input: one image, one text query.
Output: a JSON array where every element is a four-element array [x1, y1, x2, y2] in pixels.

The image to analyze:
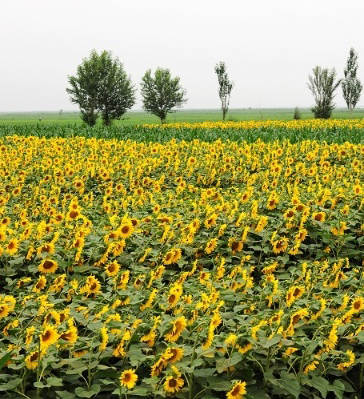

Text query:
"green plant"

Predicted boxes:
[[342, 48, 363, 115], [67, 50, 136, 126], [293, 107, 301, 120], [215, 61, 234, 121], [140, 68, 187, 123], [307, 66, 341, 119]]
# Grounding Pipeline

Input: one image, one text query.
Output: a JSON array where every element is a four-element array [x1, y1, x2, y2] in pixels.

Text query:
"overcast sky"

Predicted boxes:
[[1, 0, 364, 112]]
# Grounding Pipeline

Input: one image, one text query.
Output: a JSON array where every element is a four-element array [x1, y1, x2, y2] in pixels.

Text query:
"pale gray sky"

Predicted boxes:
[[1, 0, 364, 112]]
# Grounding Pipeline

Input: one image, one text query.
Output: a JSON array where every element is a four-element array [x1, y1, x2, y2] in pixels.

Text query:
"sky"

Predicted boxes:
[[1, 0, 364, 112]]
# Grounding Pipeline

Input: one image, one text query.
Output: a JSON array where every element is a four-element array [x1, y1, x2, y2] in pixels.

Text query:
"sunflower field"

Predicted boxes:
[[0, 127, 364, 399]]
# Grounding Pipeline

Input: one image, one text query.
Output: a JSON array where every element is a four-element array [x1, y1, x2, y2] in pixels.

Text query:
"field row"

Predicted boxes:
[[1, 119, 364, 143]]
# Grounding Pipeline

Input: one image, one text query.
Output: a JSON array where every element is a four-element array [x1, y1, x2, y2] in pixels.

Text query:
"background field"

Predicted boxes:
[[1, 108, 364, 125]]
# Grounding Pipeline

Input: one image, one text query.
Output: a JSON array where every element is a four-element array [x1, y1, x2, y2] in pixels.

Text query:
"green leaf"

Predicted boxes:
[[278, 372, 301, 399], [329, 380, 345, 399], [130, 387, 148, 396], [305, 376, 329, 398], [0, 378, 22, 391], [56, 391, 77, 399], [194, 368, 216, 378], [208, 380, 232, 391], [47, 377, 64, 387], [262, 334, 282, 348], [75, 384, 101, 398], [0, 352, 12, 370]]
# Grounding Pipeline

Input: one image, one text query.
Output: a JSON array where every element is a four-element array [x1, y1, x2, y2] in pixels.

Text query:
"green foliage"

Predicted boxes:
[[67, 50, 135, 126], [215, 62, 234, 120], [307, 66, 341, 119], [2, 120, 364, 143], [293, 107, 301, 120], [140, 68, 187, 123], [342, 48, 363, 114]]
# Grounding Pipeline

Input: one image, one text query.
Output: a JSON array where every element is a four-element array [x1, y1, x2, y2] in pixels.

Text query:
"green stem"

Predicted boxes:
[[36, 338, 41, 399]]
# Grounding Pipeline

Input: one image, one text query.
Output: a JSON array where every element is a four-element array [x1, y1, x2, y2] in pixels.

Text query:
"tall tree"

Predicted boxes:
[[67, 50, 135, 126], [307, 66, 341, 119], [342, 48, 362, 115], [215, 62, 234, 121], [140, 68, 187, 123]]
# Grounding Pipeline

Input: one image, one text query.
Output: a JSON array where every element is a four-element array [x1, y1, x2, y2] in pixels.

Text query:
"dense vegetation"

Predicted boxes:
[[0, 119, 364, 143], [0, 126, 364, 398]]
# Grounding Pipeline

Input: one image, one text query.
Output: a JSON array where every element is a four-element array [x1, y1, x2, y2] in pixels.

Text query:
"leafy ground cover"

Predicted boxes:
[[0, 134, 364, 398], [1, 119, 364, 143]]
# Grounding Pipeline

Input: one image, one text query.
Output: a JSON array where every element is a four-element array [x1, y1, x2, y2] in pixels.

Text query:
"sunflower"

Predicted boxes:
[[164, 347, 184, 363], [205, 238, 218, 254], [25, 351, 40, 370], [33, 276, 47, 292], [59, 326, 78, 345], [165, 316, 187, 343], [272, 237, 288, 254], [37, 242, 55, 256], [66, 210, 81, 221], [85, 275, 101, 295], [227, 380, 247, 399], [40, 324, 59, 351], [118, 223, 134, 239], [351, 297, 364, 313], [6, 239, 19, 255], [151, 357, 168, 376], [38, 259, 58, 274], [105, 260, 120, 277], [163, 376, 184, 394], [229, 238, 243, 254], [119, 369, 138, 390], [312, 212, 326, 222], [286, 286, 305, 307], [0, 304, 10, 319], [204, 213, 218, 229]]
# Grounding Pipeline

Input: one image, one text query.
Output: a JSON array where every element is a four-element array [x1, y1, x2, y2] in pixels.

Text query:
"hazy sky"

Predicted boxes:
[[1, 0, 364, 112]]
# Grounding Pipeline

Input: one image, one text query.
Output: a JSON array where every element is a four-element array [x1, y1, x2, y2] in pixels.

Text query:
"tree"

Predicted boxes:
[[215, 62, 234, 121], [140, 68, 187, 123], [67, 50, 135, 126], [342, 48, 362, 115], [293, 107, 301, 120], [307, 66, 341, 119]]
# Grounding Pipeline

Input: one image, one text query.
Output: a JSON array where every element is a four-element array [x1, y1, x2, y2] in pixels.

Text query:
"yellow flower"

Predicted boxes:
[[227, 380, 247, 399], [40, 324, 59, 351], [38, 259, 58, 274], [105, 260, 120, 277], [120, 369, 138, 390], [337, 350, 355, 371], [25, 350, 41, 370], [164, 375, 184, 394], [165, 316, 187, 342]]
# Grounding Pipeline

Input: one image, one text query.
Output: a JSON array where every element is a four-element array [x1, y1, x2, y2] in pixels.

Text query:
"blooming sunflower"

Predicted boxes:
[[120, 369, 138, 389], [6, 239, 19, 255], [227, 380, 247, 399], [164, 376, 184, 394], [33, 275, 47, 292], [40, 324, 59, 351], [118, 223, 134, 239], [164, 347, 184, 363], [105, 260, 120, 277], [165, 316, 187, 343], [25, 351, 40, 370], [38, 259, 58, 274]]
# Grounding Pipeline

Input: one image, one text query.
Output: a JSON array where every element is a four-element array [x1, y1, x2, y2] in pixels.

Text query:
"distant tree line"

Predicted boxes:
[[67, 48, 362, 126]]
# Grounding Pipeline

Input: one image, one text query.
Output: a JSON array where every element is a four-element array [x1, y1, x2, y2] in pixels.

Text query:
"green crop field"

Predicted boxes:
[[1, 108, 364, 125]]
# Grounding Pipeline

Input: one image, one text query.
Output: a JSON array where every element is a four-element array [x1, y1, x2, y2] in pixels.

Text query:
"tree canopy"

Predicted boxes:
[[67, 50, 135, 126]]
